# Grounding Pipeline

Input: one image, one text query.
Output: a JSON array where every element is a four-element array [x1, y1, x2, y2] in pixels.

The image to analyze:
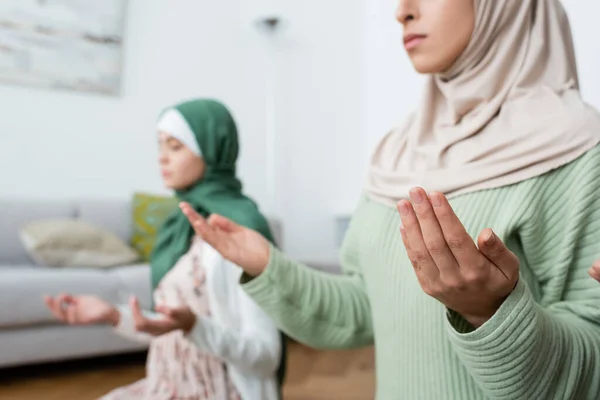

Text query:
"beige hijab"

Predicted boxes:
[[366, 0, 600, 207]]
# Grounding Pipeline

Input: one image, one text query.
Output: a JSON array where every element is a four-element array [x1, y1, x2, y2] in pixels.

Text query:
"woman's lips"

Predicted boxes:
[[404, 34, 427, 50]]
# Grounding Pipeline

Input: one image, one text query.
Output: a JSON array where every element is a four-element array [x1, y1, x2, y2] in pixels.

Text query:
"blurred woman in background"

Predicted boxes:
[[45, 99, 286, 400]]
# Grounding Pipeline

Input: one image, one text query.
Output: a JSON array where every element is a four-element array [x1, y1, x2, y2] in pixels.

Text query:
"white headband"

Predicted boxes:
[[156, 109, 202, 156]]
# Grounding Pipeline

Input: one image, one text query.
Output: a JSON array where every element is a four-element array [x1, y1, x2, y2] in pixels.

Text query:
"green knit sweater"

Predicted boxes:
[[243, 145, 600, 399]]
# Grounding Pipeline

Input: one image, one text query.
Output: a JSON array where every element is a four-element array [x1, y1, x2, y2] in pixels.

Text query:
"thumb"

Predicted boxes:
[[130, 296, 144, 322], [155, 305, 175, 318], [478, 229, 520, 278], [166, 306, 189, 320]]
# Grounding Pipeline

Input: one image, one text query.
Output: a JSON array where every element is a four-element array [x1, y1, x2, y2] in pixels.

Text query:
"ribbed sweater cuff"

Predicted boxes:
[[445, 280, 544, 392], [241, 244, 295, 306]]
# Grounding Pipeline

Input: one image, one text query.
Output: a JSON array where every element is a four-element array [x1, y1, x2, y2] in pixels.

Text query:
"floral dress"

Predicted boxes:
[[100, 238, 242, 400]]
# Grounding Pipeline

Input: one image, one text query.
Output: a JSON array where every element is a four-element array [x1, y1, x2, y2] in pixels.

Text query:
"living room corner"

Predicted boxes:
[[0, 0, 374, 398]]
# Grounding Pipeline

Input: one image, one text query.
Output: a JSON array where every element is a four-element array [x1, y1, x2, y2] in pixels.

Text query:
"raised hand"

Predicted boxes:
[[44, 294, 119, 326], [129, 296, 196, 336], [398, 187, 520, 328], [179, 202, 270, 276]]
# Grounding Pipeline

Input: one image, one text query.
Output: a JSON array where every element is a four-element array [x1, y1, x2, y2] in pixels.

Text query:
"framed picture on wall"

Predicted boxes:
[[0, 0, 127, 96]]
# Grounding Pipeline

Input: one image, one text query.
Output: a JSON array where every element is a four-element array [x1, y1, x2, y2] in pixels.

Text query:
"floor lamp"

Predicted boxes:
[[254, 16, 282, 218]]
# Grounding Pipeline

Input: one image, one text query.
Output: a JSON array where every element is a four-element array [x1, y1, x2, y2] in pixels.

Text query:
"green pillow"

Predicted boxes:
[[130, 192, 179, 262]]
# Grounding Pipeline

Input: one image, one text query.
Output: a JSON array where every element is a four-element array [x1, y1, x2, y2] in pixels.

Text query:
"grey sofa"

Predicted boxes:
[[0, 198, 282, 369]]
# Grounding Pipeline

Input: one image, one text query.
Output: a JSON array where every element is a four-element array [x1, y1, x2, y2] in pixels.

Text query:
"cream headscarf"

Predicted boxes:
[[366, 0, 600, 207]]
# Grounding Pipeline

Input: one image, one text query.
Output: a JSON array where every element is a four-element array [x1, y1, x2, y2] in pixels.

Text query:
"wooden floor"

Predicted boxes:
[[0, 342, 375, 400]]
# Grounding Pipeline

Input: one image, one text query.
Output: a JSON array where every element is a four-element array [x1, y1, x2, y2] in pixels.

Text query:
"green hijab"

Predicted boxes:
[[150, 99, 275, 290]]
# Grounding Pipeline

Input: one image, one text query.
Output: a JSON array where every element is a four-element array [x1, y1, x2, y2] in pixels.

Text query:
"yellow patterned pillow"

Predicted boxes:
[[130, 193, 179, 262]]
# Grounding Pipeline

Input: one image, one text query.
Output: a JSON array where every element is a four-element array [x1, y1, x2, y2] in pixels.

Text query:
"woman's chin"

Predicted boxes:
[[165, 181, 196, 192], [408, 54, 451, 75], [162, 179, 179, 191]]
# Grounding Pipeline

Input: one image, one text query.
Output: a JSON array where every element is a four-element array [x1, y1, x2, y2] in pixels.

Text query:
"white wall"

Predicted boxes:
[[4, 1, 593, 263], [362, 0, 600, 156], [0, 0, 264, 200], [248, 0, 365, 261], [0, 0, 365, 262], [560, 1, 600, 108], [362, 0, 423, 156]]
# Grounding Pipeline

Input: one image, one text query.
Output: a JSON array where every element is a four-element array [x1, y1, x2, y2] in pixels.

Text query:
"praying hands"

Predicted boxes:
[[398, 187, 520, 328]]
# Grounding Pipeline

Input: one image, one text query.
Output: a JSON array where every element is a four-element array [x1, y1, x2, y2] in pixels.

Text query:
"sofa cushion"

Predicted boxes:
[[130, 193, 179, 262], [20, 219, 139, 268], [0, 264, 151, 328], [0, 200, 76, 265]]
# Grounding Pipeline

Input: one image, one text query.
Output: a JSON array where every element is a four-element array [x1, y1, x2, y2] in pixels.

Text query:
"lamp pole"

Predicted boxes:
[[255, 16, 282, 217]]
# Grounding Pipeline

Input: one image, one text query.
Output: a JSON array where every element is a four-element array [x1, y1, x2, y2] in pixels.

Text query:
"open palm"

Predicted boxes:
[[179, 202, 270, 276], [44, 294, 118, 325]]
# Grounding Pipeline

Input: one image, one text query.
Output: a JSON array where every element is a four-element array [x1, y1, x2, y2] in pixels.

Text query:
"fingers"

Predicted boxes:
[[130, 296, 148, 330], [155, 305, 174, 318], [179, 202, 199, 219], [56, 293, 75, 305], [400, 226, 411, 252], [44, 296, 67, 322], [44, 295, 56, 310], [193, 221, 233, 257], [180, 203, 239, 261], [397, 198, 439, 280], [180, 202, 239, 242], [408, 188, 459, 277], [207, 214, 239, 232], [131, 297, 177, 335], [46, 294, 85, 324], [156, 305, 196, 334], [45, 293, 74, 322], [180, 202, 207, 236], [180, 202, 238, 232], [65, 303, 79, 324], [155, 305, 186, 320], [589, 261, 600, 282], [477, 229, 520, 280], [180, 203, 217, 240], [429, 192, 483, 269]]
